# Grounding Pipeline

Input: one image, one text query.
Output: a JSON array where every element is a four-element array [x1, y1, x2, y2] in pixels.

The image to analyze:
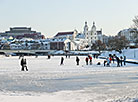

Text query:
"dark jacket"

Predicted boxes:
[[76, 57, 80, 62], [21, 58, 26, 66]]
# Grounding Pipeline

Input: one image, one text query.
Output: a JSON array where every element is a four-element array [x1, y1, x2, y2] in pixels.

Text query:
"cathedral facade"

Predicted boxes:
[[83, 21, 103, 46]]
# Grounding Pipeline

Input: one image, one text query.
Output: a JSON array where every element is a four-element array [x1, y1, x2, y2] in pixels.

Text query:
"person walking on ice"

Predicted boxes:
[[120, 56, 123, 66], [85, 57, 89, 65], [124, 56, 126, 65], [88, 55, 92, 65], [60, 57, 64, 65], [116, 56, 120, 67], [24, 58, 28, 71], [76, 56, 80, 65], [21, 57, 24, 71], [20, 57, 28, 71]]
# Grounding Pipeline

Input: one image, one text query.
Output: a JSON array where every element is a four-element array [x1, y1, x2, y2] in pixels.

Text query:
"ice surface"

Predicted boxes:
[[0, 56, 138, 102]]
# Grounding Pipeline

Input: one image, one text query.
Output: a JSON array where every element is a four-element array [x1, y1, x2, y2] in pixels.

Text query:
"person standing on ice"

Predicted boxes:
[[120, 56, 123, 66], [124, 56, 126, 65], [60, 57, 64, 65], [76, 56, 80, 65], [21, 57, 28, 71], [112, 54, 116, 63], [109, 56, 112, 63], [104, 59, 107, 66], [21, 57, 24, 71], [106, 57, 110, 67], [85, 57, 89, 65], [23, 58, 28, 71], [48, 55, 51, 59], [116, 56, 120, 67], [88, 55, 92, 65]]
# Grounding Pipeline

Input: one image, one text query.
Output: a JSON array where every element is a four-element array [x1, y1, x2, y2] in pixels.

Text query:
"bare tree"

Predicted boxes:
[[132, 16, 138, 42], [108, 36, 129, 53], [91, 40, 106, 52], [133, 16, 138, 28]]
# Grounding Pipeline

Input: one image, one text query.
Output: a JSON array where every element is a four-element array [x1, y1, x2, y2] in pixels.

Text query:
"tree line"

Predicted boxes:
[[90, 36, 129, 53]]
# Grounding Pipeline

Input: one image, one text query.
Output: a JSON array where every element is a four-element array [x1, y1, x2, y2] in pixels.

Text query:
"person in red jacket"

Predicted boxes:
[[88, 55, 92, 65], [109, 57, 112, 63]]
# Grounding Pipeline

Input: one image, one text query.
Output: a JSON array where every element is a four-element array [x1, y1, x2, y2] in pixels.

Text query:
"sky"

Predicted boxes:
[[0, 0, 138, 37]]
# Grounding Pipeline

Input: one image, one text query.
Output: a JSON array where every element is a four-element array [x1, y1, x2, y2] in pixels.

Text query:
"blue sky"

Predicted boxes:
[[0, 0, 138, 37]]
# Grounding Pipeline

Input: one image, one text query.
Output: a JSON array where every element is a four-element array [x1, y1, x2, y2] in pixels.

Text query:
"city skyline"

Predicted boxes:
[[0, 0, 138, 37]]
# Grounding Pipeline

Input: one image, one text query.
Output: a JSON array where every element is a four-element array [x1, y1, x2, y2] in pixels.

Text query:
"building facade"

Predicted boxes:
[[0, 27, 44, 39], [49, 30, 78, 51], [83, 21, 103, 46], [118, 28, 138, 43], [50, 38, 75, 51]]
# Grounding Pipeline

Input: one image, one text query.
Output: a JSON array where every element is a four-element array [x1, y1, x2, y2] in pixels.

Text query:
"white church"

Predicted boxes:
[[50, 21, 103, 51], [83, 21, 103, 46]]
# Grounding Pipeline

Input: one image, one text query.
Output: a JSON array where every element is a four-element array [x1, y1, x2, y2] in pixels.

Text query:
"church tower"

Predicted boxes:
[[83, 21, 89, 40], [91, 22, 96, 34], [90, 22, 97, 43]]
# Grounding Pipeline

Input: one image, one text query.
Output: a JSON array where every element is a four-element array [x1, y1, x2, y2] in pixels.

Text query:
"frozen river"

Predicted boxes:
[[0, 56, 138, 102]]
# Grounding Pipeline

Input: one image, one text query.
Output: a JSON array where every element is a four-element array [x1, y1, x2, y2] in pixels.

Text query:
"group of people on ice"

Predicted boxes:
[[60, 54, 93, 66], [85, 55, 92, 65], [20, 53, 127, 71], [104, 54, 126, 67]]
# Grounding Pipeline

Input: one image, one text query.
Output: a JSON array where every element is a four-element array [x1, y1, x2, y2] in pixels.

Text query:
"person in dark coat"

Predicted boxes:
[[19, 55, 21, 59], [48, 55, 51, 59], [112, 54, 116, 63], [116, 56, 120, 67], [21, 58, 28, 71], [60, 57, 64, 65], [104, 60, 107, 66], [35, 54, 38, 58], [120, 56, 123, 66], [124, 56, 126, 65], [66, 54, 67, 58], [85, 57, 89, 65], [76, 56, 80, 65], [23, 58, 28, 71], [21, 58, 24, 71]]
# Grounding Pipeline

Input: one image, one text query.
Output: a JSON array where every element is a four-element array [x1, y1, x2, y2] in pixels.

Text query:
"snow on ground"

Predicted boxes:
[[0, 56, 138, 102]]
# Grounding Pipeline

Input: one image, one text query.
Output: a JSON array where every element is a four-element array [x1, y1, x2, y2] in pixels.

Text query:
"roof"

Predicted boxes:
[[76, 33, 85, 39], [55, 31, 74, 37], [11, 27, 30, 29], [50, 38, 67, 42]]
